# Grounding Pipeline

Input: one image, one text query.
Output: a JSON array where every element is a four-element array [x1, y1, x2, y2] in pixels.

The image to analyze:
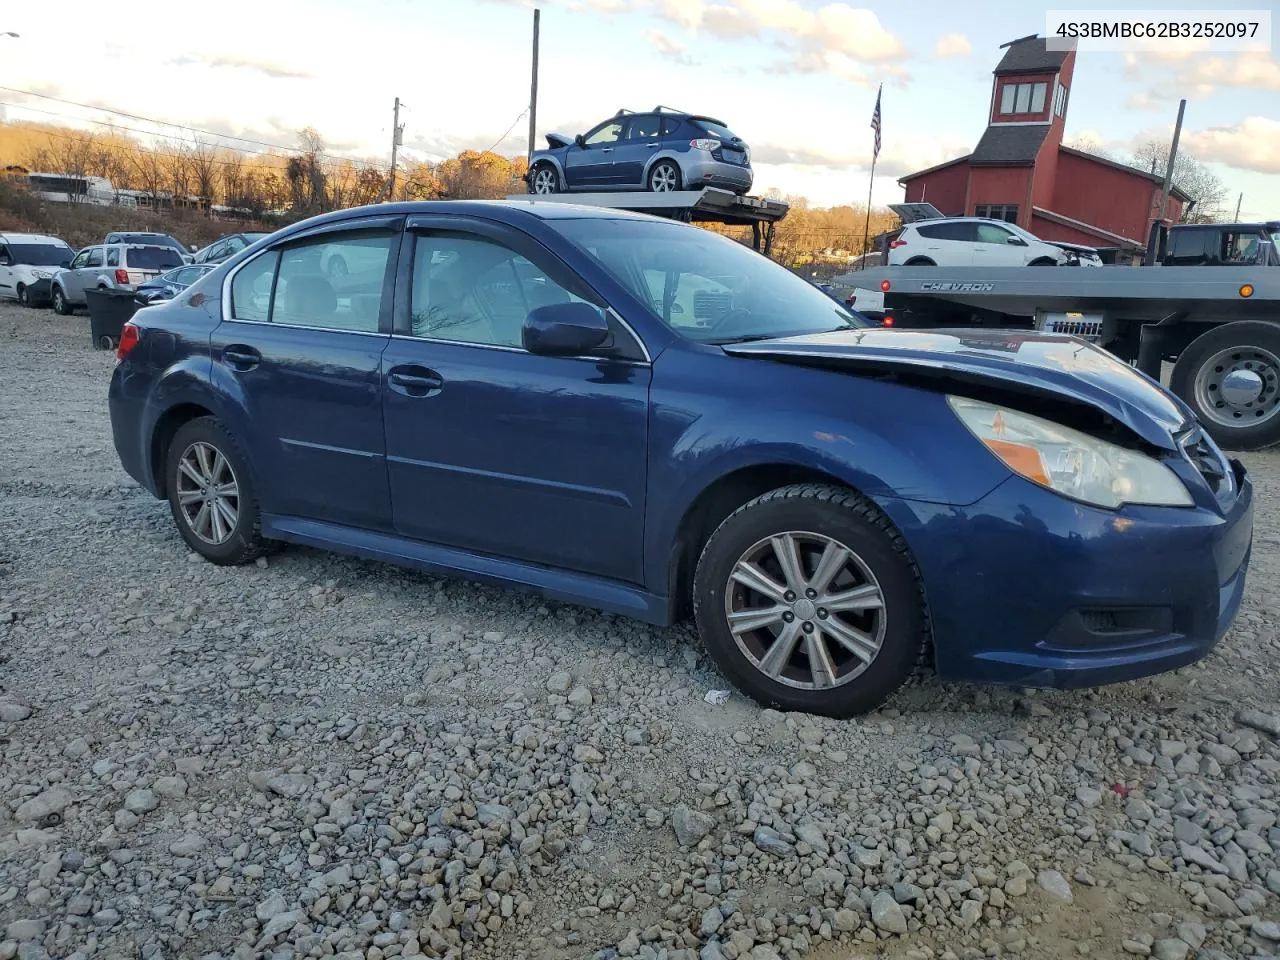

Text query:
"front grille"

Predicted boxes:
[[1179, 426, 1235, 504]]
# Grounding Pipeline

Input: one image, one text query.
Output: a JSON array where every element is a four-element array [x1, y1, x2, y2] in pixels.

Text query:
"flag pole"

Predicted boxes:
[[861, 153, 876, 271], [861, 82, 882, 271]]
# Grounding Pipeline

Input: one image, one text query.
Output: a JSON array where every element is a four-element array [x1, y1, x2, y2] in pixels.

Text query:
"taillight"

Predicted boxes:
[[114, 269, 129, 284], [880, 280, 891, 292], [689, 138, 720, 151], [889, 239, 907, 248], [882, 316, 895, 327], [116, 322, 139, 362]]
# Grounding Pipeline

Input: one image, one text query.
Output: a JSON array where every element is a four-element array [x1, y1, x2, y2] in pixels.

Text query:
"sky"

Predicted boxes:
[[0, 0, 1276, 217]]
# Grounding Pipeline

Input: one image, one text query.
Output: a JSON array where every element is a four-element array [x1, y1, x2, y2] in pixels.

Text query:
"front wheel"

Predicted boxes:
[[903, 257, 935, 267], [16, 284, 29, 307], [648, 160, 681, 193], [1171, 321, 1280, 450], [164, 417, 268, 565], [529, 162, 560, 195], [1028, 258, 1058, 266], [52, 287, 72, 315], [692, 484, 928, 717]]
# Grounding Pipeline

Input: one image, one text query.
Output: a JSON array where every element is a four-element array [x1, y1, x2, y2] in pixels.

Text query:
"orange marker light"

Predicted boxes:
[[985, 439, 1050, 485], [1240, 284, 1254, 298]]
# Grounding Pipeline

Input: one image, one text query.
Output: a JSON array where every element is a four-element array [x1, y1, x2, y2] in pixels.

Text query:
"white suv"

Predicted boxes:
[[888, 217, 1072, 268]]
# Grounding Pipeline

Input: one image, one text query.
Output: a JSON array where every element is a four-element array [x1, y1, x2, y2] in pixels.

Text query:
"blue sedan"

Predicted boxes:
[[107, 201, 1254, 717]]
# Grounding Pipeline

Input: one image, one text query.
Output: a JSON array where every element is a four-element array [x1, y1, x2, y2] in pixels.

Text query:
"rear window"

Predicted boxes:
[[693, 119, 737, 141], [125, 246, 185, 270], [6, 243, 72, 266], [118, 233, 184, 252]]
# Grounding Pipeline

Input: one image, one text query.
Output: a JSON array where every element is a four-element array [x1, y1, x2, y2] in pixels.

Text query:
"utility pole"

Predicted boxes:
[[1156, 98, 1185, 227], [528, 9, 540, 166], [387, 97, 405, 201], [1234, 192, 1243, 221]]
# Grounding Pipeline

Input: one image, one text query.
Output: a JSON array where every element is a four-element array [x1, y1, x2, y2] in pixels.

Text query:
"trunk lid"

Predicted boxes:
[[723, 327, 1191, 450]]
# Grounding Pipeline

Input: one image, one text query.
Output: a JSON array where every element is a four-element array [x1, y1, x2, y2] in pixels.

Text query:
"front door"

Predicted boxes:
[[64, 246, 103, 301], [209, 220, 400, 531], [381, 219, 651, 583], [972, 222, 1024, 266], [563, 119, 625, 188], [0, 243, 13, 300]]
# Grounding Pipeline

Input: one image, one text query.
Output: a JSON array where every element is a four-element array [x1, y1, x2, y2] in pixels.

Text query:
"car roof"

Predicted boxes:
[[0, 233, 70, 245]]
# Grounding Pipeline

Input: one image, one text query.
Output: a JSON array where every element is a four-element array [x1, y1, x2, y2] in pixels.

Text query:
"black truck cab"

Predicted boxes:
[[1154, 221, 1280, 267]]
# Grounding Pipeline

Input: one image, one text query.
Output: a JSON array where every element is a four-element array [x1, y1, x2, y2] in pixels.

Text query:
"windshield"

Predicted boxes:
[[126, 246, 185, 270], [7, 243, 72, 266], [118, 233, 184, 253], [556, 218, 866, 343]]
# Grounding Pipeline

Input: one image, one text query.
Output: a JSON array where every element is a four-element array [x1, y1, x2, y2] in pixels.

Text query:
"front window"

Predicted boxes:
[[584, 122, 623, 146], [556, 219, 865, 344]]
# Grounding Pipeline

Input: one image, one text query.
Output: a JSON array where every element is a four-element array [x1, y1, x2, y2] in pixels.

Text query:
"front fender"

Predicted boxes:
[[642, 348, 1012, 591], [529, 153, 567, 185]]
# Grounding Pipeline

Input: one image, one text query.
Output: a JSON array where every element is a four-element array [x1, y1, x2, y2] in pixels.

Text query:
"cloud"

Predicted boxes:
[[167, 53, 313, 80], [1123, 51, 1280, 106], [749, 142, 943, 180], [934, 33, 971, 59], [653, 0, 907, 84], [647, 29, 698, 65], [1181, 117, 1280, 174]]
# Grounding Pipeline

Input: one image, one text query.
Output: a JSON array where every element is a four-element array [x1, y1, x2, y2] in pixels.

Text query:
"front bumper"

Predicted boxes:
[[25, 277, 53, 303], [681, 156, 753, 192], [879, 465, 1254, 690]]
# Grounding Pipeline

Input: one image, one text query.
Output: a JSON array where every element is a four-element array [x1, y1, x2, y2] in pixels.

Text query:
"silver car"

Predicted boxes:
[[51, 243, 187, 315]]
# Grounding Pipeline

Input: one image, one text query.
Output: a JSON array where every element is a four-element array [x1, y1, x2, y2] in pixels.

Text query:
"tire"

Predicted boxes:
[[692, 483, 928, 718], [1170, 321, 1280, 450], [52, 287, 71, 315], [16, 284, 29, 307], [1028, 258, 1058, 266], [164, 417, 268, 565], [529, 162, 560, 195], [648, 160, 682, 193], [903, 257, 935, 267], [98, 335, 116, 351]]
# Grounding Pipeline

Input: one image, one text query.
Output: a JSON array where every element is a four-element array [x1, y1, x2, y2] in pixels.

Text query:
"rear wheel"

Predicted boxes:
[[164, 417, 268, 565], [648, 160, 681, 193], [1028, 257, 1058, 266], [903, 257, 935, 267], [692, 484, 928, 718], [529, 162, 560, 195], [52, 287, 71, 315], [1171, 321, 1280, 450]]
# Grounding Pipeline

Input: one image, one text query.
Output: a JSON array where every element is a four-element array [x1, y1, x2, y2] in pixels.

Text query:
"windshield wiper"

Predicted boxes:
[[707, 334, 777, 345]]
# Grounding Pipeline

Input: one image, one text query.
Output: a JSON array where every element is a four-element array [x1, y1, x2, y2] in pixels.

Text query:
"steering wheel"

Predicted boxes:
[[705, 306, 754, 334]]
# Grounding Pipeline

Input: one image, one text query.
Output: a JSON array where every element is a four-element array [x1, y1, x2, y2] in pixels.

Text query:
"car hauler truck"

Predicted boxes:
[[841, 214, 1280, 450]]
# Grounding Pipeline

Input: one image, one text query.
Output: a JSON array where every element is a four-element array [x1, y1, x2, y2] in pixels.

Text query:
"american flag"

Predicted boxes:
[[870, 83, 882, 159]]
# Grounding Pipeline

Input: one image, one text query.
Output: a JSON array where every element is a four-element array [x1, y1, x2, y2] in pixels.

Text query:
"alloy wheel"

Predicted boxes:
[[650, 163, 678, 192], [532, 167, 558, 194], [724, 530, 886, 690], [175, 441, 241, 545]]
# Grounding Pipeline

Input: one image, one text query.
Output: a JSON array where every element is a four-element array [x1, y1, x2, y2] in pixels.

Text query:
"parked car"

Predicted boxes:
[[0, 232, 74, 306], [191, 232, 271, 265], [527, 106, 752, 196], [104, 232, 194, 263], [52, 243, 187, 314], [134, 263, 217, 306], [108, 201, 1252, 717], [887, 216, 1073, 267]]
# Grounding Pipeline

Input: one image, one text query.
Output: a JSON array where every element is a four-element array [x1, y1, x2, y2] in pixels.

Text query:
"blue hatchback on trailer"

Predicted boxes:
[[108, 200, 1253, 717]]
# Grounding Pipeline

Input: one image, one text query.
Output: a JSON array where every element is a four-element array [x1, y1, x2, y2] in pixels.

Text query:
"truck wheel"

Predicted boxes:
[[1171, 321, 1280, 450]]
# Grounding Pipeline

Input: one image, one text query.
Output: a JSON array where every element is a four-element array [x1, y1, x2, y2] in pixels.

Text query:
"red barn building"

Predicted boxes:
[[898, 34, 1190, 262]]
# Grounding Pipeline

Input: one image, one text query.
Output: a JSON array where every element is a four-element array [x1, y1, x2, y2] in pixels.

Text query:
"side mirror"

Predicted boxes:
[[190, 244, 198, 252], [574, 134, 586, 148], [1007, 236, 1027, 246], [0, 257, 9, 267], [522, 302, 610, 356]]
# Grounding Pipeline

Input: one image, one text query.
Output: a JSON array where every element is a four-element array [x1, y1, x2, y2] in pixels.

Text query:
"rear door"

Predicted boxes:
[[615, 114, 660, 187], [563, 119, 624, 188], [209, 216, 401, 531]]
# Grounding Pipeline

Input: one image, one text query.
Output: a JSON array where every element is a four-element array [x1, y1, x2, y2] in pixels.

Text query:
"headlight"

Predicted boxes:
[[947, 396, 1193, 509], [31, 270, 52, 279]]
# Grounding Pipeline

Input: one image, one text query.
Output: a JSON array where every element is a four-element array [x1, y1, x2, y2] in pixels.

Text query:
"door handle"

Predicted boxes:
[[600, 148, 613, 154], [647, 142, 659, 147], [388, 365, 443, 397], [223, 344, 261, 371]]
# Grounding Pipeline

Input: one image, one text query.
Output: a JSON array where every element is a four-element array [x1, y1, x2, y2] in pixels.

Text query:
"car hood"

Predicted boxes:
[[723, 327, 1191, 450]]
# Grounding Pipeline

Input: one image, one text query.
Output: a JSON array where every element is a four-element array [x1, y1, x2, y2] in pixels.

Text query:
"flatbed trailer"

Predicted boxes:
[[503, 187, 790, 255], [841, 265, 1280, 450]]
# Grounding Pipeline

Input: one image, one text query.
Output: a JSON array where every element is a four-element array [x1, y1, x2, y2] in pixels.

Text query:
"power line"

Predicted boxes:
[[481, 107, 529, 156], [0, 84, 394, 172]]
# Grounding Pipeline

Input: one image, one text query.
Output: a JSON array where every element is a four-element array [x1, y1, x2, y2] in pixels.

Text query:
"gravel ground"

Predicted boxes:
[[2, 302, 1279, 960]]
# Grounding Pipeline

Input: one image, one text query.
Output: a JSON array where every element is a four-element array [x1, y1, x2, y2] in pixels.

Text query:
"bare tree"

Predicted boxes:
[[34, 132, 99, 202], [287, 127, 328, 212], [129, 142, 167, 207], [220, 151, 244, 212], [1065, 133, 1112, 157], [1132, 140, 1228, 223], [188, 139, 221, 214]]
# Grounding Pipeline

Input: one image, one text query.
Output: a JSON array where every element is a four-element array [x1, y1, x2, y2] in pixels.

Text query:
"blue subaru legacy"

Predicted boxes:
[[107, 201, 1254, 717]]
